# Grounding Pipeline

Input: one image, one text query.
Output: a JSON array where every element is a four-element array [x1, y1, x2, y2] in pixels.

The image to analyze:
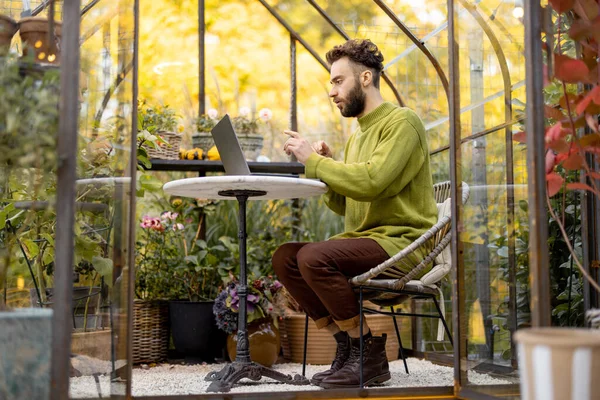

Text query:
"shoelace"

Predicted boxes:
[[331, 341, 350, 368], [344, 342, 364, 365]]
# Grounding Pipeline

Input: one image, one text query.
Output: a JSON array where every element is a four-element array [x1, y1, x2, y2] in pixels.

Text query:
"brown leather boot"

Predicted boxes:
[[319, 334, 391, 388], [310, 332, 350, 385]]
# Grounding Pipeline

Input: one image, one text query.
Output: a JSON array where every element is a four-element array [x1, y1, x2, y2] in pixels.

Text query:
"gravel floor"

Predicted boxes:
[[70, 357, 511, 397]]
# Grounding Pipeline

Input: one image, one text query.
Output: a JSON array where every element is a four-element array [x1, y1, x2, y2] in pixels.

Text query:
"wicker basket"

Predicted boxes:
[[144, 131, 182, 160], [132, 299, 169, 364]]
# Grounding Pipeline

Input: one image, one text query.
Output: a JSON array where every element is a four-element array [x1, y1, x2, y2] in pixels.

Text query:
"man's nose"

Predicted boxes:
[[329, 87, 337, 98]]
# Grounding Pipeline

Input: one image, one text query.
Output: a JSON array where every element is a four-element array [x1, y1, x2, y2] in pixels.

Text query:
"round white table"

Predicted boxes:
[[163, 175, 327, 393]]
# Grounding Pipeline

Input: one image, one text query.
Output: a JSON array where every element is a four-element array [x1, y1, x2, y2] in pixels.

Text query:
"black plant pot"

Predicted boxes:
[[169, 300, 226, 362]]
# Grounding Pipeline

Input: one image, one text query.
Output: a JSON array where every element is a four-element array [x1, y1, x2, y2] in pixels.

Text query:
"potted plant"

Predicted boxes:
[[191, 108, 219, 154], [137, 100, 183, 161], [0, 14, 17, 55], [213, 275, 285, 367], [134, 211, 186, 363], [231, 107, 273, 161], [513, 1, 600, 398], [191, 107, 272, 161], [165, 197, 235, 361], [18, 17, 61, 64]]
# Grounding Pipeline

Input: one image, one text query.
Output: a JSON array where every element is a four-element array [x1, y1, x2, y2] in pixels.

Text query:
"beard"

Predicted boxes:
[[340, 81, 366, 118]]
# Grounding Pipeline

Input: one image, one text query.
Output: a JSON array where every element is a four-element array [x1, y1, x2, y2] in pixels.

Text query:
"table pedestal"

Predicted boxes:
[[204, 190, 309, 392]]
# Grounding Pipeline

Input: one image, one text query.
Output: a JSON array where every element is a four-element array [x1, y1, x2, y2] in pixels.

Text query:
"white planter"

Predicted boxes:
[[0, 308, 53, 400], [514, 327, 600, 400]]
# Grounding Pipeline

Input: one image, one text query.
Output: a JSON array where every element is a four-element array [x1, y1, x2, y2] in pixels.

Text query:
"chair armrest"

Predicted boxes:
[[350, 215, 451, 287]]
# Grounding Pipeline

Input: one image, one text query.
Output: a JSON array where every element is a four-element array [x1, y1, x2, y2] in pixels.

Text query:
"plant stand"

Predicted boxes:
[[204, 190, 308, 392]]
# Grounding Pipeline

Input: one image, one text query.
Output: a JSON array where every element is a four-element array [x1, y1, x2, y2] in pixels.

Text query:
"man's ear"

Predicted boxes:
[[361, 69, 373, 87]]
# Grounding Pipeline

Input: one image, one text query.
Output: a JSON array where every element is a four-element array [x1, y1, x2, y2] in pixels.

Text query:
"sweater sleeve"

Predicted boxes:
[[305, 119, 423, 202], [323, 189, 346, 216]]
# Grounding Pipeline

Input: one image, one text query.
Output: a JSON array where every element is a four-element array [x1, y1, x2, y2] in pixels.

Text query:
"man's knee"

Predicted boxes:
[[272, 243, 299, 277], [296, 243, 330, 279]]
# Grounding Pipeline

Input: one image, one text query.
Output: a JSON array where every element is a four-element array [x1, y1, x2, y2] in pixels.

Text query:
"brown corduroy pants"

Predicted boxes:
[[272, 238, 390, 331]]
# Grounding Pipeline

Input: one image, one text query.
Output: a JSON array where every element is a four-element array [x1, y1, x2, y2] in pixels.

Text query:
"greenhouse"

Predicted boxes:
[[0, 0, 599, 399]]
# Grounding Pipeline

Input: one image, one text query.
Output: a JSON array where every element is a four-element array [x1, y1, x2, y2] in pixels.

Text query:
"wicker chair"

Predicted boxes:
[[301, 181, 470, 383]]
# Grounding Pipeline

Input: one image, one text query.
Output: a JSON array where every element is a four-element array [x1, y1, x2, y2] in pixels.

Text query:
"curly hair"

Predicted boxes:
[[325, 39, 384, 88]]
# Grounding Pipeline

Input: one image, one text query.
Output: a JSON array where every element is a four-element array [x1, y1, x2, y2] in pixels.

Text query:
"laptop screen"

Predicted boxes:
[[210, 115, 251, 175]]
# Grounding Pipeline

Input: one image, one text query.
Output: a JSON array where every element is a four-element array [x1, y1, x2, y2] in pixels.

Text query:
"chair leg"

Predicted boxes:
[[432, 296, 453, 345], [359, 287, 364, 389], [302, 313, 309, 377], [390, 306, 409, 374]]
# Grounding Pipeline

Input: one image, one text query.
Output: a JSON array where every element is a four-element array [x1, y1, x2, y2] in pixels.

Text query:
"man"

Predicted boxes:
[[273, 39, 438, 388]]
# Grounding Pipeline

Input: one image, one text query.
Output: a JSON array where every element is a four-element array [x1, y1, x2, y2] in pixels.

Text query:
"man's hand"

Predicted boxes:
[[312, 140, 333, 158], [283, 130, 316, 164]]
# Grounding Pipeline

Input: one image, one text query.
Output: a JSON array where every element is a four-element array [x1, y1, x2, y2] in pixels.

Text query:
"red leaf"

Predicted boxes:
[[547, 172, 565, 197], [579, 133, 600, 147], [548, 139, 570, 153], [545, 122, 564, 142], [586, 113, 600, 132], [566, 182, 597, 195], [562, 152, 584, 170], [549, 0, 575, 13], [587, 171, 600, 180], [555, 54, 590, 83], [593, 85, 600, 104], [513, 131, 526, 143], [573, 0, 599, 21], [545, 105, 564, 121], [576, 86, 600, 115]]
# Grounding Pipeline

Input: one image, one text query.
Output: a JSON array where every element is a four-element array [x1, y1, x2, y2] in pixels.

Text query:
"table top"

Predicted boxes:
[[163, 175, 328, 200]]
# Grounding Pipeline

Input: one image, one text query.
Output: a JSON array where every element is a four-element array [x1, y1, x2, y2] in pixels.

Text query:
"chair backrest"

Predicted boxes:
[[419, 181, 469, 286]]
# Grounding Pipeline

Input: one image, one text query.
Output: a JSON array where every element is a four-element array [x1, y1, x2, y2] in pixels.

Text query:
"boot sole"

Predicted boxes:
[[318, 371, 391, 389]]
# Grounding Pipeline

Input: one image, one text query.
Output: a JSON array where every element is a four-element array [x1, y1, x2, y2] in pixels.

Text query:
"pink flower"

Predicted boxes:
[[258, 108, 272, 122], [160, 211, 178, 221]]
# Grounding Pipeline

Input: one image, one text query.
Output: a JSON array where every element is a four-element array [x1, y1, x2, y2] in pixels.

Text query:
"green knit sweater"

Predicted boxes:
[[305, 102, 438, 275]]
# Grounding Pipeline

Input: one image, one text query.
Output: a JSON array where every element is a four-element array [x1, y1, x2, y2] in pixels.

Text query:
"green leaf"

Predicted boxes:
[[196, 250, 208, 262], [139, 173, 163, 191], [184, 255, 199, 265], [41, 233, 55, 247], [518, 200, 528, 213], [0, 210, 6, 230], [497, 246, 509, 258], [92, 256, 113, 287], [23, 239, 40, 258]]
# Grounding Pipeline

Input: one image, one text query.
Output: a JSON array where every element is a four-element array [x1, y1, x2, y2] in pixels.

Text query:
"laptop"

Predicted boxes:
[[211, 114, 252, 175]]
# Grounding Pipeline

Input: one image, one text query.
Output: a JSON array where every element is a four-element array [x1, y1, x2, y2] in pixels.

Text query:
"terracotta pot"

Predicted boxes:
[[0, 14, 17, 55], [227, 319, 280, 367], [281, 311, 400, 364], [514, 328, 600, 400], [18, 17, 62, 64]]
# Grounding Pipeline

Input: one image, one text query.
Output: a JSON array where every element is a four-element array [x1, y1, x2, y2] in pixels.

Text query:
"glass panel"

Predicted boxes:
[[0, 2, 61, 399], [69, 0, 136, 397], [452, 0, 528, 396]]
